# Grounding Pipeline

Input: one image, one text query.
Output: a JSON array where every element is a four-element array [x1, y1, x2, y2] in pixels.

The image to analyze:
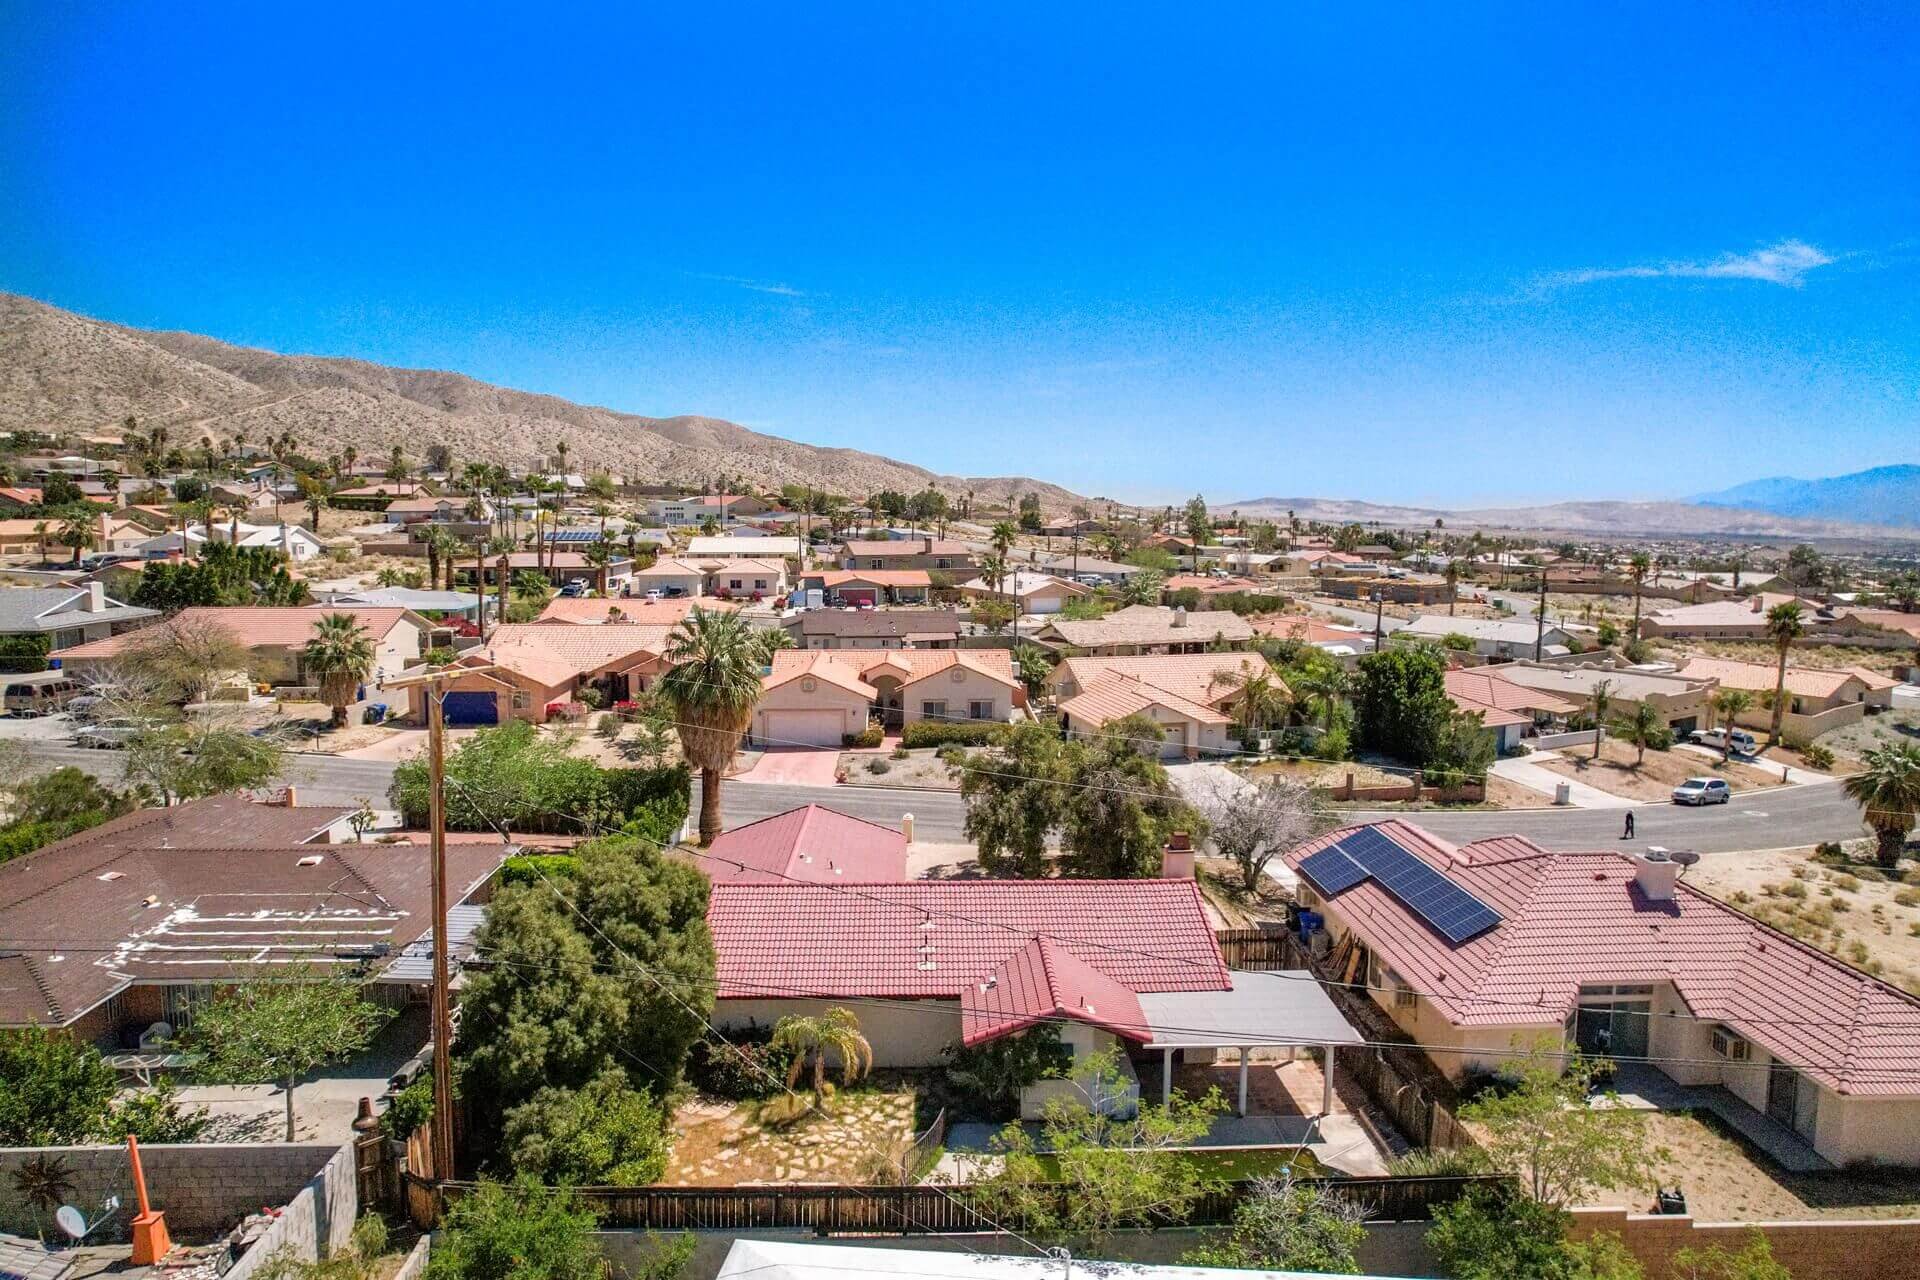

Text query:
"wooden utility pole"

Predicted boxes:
[[385, 664, 494, 1183], [1534, 569, 1549, 661]]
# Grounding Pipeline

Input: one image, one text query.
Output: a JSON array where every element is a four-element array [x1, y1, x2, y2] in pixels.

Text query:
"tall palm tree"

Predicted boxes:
[[1709, 689, 1753, 758], [342, 445, 358, 477], [659, 607, 767, 845], [56, 512, 95, 565], [1764, 601, 1806, 746], [422, 525, 459, 594], [989, 519, 1017, 566], [1588, 679, 1614, 759], [1614, 701, 1667, 768], [1627, 552, 1651, 640], [1208, 666, 1292, 747], [769, 1007, 873, 1103], [1292, 666, 1351, 732], [302, 613, 375, 728], [1843, 742, 1920, 869], [1444, 559, 1460, 615]]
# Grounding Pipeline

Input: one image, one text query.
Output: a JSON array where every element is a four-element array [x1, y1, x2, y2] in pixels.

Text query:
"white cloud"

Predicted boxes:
[[691, 272, 806, 297], [1542, 239, 1836, 290]]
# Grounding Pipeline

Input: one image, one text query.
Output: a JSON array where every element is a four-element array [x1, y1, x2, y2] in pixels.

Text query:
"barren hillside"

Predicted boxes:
[[0, 292, 1088, 506]]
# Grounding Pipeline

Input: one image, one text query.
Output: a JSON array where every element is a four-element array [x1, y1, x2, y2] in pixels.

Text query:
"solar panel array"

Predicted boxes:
[[1297, 827, 1502, 944], [544, 529, 603, 543]]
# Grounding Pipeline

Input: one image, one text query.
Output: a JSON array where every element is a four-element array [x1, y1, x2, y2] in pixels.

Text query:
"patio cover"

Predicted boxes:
[[1137, 970, 1364, 1116]]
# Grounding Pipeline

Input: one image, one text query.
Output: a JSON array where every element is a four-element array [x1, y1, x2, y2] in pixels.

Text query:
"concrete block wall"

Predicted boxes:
[[1569, 1207, 1920, 1280], [225, 1144, 358, 1280], [0, 1142, 346, 1244]]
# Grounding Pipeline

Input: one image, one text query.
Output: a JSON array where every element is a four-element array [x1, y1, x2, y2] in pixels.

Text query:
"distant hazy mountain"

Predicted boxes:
[[1223, 495, 1917, 540], [1691, 465, 1920, 529]]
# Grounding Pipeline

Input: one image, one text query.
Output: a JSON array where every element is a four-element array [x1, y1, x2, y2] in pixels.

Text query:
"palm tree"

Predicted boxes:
[[342, 445, 358, 477], [1613, 702, 1667, 768], [1588, 679, 1614, 759], [1444, 559, 1460, 615], [33, 520, 48, 564], [303, 613, 376, 728], [1709, 689, 1753, 758], [989, 520, 1018, 564], [1627, 552, 1651, 640], [56, 512, 95, 565], [769, 1006, 873, 1104], [659, 607, 767, 845], [1764, 601, 1806, 746], [422, 525, 459, 594], [1843, 743, 1920, 869], [1292, 666, 1350, 732], [1209, 666, 1292, 748]]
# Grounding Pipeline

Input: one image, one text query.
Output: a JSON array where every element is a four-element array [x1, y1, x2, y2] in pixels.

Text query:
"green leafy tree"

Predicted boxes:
[[1671, 1231, 1792, 1280], [659, 607, 766, 844], [130, 543, 309, 608], [973, 1049, 1227, 1246], [124, 721, 284, 804], [1427, 1186, 1588, 1280], [970, 597, 1016, 635], [959, 721, 1065, 877], [1459, 1043, 1662, 1206], [942, 1026, 1074, 1119], [0, 1027, 118, 1145], [1057, 715, 1201, 878], [424, 1179, 607, 1280], [98, 1083, 210, 1144], [457, 836, 714, 1158], [1182, 1175, 1370, 1274], [1843, 741, 1920, 868], [186, 970, 384, 1140], [303, 612, 376, 728], [1763, 601, 1806, 746], [503, 1067, 674, 1185], [1117, 567, 1163, 605], [1182, 495, 1210, 571], [1353, 645, 1454, 766]]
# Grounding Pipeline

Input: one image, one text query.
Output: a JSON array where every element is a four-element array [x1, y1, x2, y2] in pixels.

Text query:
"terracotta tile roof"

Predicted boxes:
[[1252, 616, 1368, 645], [1676, 657, 1865, 700], [762, 651, 882, 700], [842, 540, 971, 557], [1282, 820, 1920, 1097], [1056, 653, 1272, 705], [786, 609, 964, 639], [709, 879, 1229, 1002], [1444, 669, 1580, 719], [1042, 605, 1255, 649], [700, 805, 907, 884], [1837, 609, 1920, 639], [764, 648, 1018, 697], [50, 606, 418, 660], [485, 622, 673, 676], [814, 570, 933, 588], [960, 936, 1149, 1046], [536, 597, 708, 625], [1840, 665, 1900, 692], [1060, 675, 1228, 727]]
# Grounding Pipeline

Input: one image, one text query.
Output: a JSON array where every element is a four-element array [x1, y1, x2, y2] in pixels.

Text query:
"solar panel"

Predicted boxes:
[[1299, 827, 1502, 945], [1299, 847, 1367, 895]]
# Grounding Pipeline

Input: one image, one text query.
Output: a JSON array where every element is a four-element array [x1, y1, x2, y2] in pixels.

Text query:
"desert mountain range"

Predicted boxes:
[[0, 292, 1083, 507]]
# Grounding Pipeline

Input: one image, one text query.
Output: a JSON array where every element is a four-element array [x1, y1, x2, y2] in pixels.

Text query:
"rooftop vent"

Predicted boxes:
[[297, 854, 324, 867]]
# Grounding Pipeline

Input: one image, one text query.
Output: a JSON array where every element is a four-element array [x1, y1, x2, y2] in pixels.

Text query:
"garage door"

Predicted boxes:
[[763, 710, 844, 747], [443, 691, 499, 726]]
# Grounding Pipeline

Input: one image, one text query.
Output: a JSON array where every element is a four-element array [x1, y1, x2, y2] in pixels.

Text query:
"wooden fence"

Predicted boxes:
[[403, 1172, 1500, 1234]]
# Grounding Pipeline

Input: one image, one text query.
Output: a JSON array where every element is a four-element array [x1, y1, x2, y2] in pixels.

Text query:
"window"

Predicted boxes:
[[969, 699, 995, 720], [869, 559, 884, 570], [921, 700, 948, 721], [511, 691, 530, 709], [728, 579, 742, 590]]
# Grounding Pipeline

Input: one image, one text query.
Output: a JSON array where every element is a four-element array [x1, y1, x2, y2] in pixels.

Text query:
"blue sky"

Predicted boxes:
[[2, 3, 1916, 507]]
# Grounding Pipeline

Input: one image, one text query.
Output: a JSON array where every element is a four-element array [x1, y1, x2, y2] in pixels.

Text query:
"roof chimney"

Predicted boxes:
[[1633, 847, 1682, 901], [1751, 595, 1764, 613], [1162, 831, 1195, 880], [85, 581, 106, 613], [1172, 606, 1188, 628]]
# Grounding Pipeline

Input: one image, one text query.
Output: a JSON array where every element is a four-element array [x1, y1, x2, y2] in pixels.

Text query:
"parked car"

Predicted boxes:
[[643, 588, 664, 602], [1689, 727, 1758, 756], [661, 586, 688, 598], [558, 580, 587, 598], [73, 719, 144, 749], [1671, 777, 1732, 806]]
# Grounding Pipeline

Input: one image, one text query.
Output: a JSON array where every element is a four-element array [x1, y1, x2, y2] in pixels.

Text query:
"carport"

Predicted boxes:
[[1138, 969, 1364, 1116]]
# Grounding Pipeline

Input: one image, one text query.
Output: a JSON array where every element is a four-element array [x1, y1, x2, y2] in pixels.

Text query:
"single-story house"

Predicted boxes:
[[0, 794, 506, 1041], [687, 535, 802, 559], [319, 587, 489, 628], [1397, 613, 1574, 660], [0, 519, 56, 557], [471, 551, 633, 592], [1036, 605, 1255, 656], [839, 537, 977, 572], [536, 596, 709, 626], [783, 608, 964, 651], [423, 621, 678, 724], [1443, 668, 1581, 753], [0, 584, 159, 650], [632, 557, 710, 598], [1284, 820, 1920, 1168], [799, 569, 933, 606], [956, 571, 1091, 615], [383, 494, 493, 527], [1494, 661, 1716, 735], [1640, 595, 1825, 640], [1046, 652, 1282, 759], [1250, 614, 1376, 659], [331, 482, 427, 510], [0, 486, 44, 514], [53, 605, 431, 697], [753, 648, 1022, 743], [648, 494, 770, 526], [137, 520, 327, 561], [1828, 608, 1920, 645], [709, 864, 1361, 1118], [1675, 656, 1879, 737], [701, 558, 790, 600], [1036, 554, 1143, 584], [699, 804, 909, 883]]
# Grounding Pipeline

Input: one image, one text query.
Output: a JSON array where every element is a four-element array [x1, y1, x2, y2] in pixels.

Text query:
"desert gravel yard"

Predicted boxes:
[[1537, 737, 1783, 802], [839, 749, 959, 789], [663, 1085, 921, 1186], [1644, 1110, 1920, 1221]]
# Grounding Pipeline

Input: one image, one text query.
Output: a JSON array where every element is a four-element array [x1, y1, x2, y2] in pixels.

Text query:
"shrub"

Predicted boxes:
[[424, 646, 457, 665], [890, 746, 910, 760], [503, 1068, 672, 1185], [576, 686, 607, 710], [935, 744, 968, 766], [842, 724, 884, 748], [500, 854, 582, 887], [1803, 742, 1836, 770], [865, 757, 891, 775], [901, 720, 1009, 749], [686, 1025, 796, 1100], [381, 1072, 436, 1139], [942, 1026, 1073, 1120], [594, 712, 623, 741], [550, 701, 589, 723]]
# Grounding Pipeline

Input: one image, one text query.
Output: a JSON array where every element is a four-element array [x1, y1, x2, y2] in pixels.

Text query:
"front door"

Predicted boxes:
[[1767, 1063, 1799, 1127]]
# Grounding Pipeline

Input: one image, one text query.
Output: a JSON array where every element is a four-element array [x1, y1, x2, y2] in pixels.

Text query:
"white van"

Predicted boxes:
[[2, 671, 84, 717]]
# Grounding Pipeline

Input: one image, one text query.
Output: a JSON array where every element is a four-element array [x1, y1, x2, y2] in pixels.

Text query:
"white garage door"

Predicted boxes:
[[763, 710, 845, 748]]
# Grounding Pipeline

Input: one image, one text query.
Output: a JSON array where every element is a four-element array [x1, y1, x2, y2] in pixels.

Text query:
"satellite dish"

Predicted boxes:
[[1671, 850, 1701, 867], [55, 1205, 87, 1239]]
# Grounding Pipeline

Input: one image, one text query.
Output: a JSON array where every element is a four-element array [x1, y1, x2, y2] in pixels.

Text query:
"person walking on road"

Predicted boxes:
[[1623, 810, 1635, 840]]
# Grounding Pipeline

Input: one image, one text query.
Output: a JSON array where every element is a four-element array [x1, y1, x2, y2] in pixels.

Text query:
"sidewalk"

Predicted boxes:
[[1491, 751, 1634, 809]]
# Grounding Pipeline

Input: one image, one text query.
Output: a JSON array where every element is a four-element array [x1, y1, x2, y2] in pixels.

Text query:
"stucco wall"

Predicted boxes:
[[753, 679, 871, 744], [715, 997, 961, 1068], [900, 667, 1011, 723]]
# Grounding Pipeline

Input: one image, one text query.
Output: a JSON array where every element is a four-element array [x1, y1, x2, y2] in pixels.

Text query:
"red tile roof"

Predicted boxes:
[[960, 936, 1149, 1046], [1282, 820, 1920, 1096], [1444, 668, 1578, 728], [51, 606, 419, 659], [700, 805, 908, 884], [708, 880, 1229, 1003]]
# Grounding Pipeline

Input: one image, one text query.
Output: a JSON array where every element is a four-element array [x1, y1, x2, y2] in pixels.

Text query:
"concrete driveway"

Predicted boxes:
[[736, 747, 842, 787]]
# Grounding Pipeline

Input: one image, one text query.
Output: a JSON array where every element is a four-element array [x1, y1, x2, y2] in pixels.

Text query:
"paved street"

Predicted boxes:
[[13, 739, 1867, 853]]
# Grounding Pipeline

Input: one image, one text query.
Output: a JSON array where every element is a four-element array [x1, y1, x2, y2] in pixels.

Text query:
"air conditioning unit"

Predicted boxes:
[[1710, 1025, 1751, 1061], [1386, 970, 1418, 1009]]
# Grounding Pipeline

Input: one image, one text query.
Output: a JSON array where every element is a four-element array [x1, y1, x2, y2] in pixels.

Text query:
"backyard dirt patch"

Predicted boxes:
[[840, 749, 959, 789], [1196, 855, 1291, 929], [1682, 843, 1920, 995], [1658, 637, 1910, 677], [1237, 757, 1536, 810], [1641, 1110, 1920, 1221], [1537, 738, 1782, 802], [663, 1086, 921, 1186]]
